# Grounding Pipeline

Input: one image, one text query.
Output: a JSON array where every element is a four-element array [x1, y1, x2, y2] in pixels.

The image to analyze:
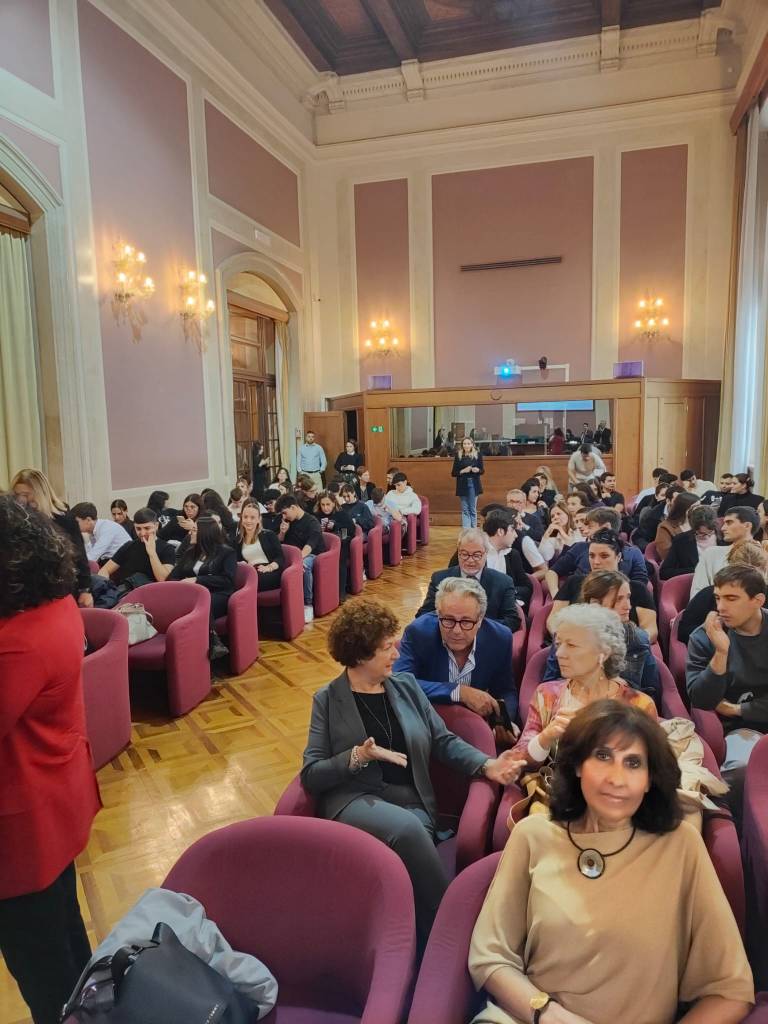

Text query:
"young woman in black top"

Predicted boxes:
[[451, 437, 484, 527], [201, 489, 237, 544], [169, 515, 236, 660], [271, 466, 292, 490], [110, 499, 136, 540], [314, 491, 354, 595], [236, 501, 284, 592], [251, 440, 270, 501], [146, 490, 179, 529], [334, 440, 363, 484], [717, 473, 765, 517], [159, 493, 202, 544]]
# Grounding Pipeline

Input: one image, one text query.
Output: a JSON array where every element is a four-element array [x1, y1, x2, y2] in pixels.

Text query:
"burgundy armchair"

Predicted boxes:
[[349, 525, 365, 595], [163, 816, 416, 1024], [384, 519, 403, 567], [117, 582, 211, 717], [526, 574, 548, 626], [215, 562, 259, 675], [658, 572, 693, 655], [525, 604, 551, 660], [744, 736, 768, 988], [313, 531, 341, 616], [363, 522, 384, 579], [416, 496, 430, 545], [404, 513, 419, 555], [668, 615, 688, 698], [80, 608, 131, 769], [275, 704, 498, 878], [257, 543, 304, 641]]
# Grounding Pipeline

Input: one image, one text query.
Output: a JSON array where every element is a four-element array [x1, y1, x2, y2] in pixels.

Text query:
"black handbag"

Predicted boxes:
[[61, 922, 256, 1024]]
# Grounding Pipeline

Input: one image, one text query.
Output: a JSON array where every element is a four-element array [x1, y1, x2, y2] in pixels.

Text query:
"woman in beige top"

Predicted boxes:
[[654, 490, 699, 560], [469, 701, 754, 1024]]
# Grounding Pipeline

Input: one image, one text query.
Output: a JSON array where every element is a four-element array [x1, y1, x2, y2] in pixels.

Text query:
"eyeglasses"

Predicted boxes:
[[457, 550, 485, 562], [438, 616, 480, 631]]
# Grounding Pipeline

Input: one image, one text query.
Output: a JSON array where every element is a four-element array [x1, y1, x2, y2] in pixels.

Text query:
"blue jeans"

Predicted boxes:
[[460, 479, 477, 528], [302, 554, 316, 605]]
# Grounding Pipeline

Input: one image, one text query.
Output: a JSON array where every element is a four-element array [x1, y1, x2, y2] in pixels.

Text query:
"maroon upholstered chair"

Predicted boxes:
[[517, 646, 550, 724], [691, 707, 726, 766], [348, 525, 365, 595], [80, 608, 131, 769], [657, 657, 691, 720], [257, 543, 304, 640], [384, 519, 403, 566], [363, 522, 384, 579], [525, 604, 552, 660], [416, 496, 430, 545], [214, 562, 259, 675], [163, 816, 416, 1024], [644, 541, 661, 569], [275, 705, 498, 878], [526, 574, 548, 626], [658, 572, 693, 655], [404, 513, 419, 555], [117, 582, 211, 717], [313, 531, 341, 616], [511, 615, 527, 684], [743, 736, 768, 988], [668, 616, 688, 698]]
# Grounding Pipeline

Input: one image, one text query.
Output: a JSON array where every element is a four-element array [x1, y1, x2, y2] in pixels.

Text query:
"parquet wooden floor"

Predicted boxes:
[[0, 527, 458, 1024]]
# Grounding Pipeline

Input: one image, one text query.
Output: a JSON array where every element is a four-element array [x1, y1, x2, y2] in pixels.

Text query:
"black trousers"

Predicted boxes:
[[0, 862, 91, 1024]]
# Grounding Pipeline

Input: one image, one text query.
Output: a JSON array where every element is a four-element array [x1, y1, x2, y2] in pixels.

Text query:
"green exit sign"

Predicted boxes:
[[370, 425, 384, 433]]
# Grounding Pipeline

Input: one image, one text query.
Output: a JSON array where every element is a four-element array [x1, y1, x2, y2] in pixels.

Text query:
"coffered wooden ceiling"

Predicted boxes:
[[263, 0, 725, 75]]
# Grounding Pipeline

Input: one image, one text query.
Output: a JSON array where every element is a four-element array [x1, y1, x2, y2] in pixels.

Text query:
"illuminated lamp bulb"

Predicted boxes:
[[186, 296, 196, 307], [655, 298, 663, 306], [639, 299, 646, 308], [137, 252, 146, 263], [634, 320, 642, 328], [199, 273, 207, 284], [124, 245, 133, 256], [117, 272, 127, 283], [661, 318, 669, 326], [370, 320, 377, 329], [188, 270, 197, 281], [365, 338, 372, 348], [648, 318, 656, 327], [382, 319, 390, 328], [378, 337, 386, 346], [392, 337, 399, 346], [206, 299, 215, 312], [144, 277, 154, 290]]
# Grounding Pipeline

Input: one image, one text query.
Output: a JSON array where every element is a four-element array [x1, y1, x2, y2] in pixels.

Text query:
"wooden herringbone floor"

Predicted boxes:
[[0, 527, 457, 1024]]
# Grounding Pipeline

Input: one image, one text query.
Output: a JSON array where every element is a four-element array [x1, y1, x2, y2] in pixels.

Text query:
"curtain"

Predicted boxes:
[[275, 320, 292, 475], [0, 229, 42, 487]]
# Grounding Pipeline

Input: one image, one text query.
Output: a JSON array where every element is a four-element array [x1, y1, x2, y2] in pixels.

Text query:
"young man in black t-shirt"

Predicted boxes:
[[99, 507, 176, 587], [275, 495, 324, 622]]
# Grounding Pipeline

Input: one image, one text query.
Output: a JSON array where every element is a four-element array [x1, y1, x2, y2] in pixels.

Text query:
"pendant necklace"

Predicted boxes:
[[355, 692, 393, 749], [567, 822, 636, 879]]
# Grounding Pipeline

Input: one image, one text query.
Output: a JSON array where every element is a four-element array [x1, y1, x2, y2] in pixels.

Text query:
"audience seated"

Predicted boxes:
[[679, 467, 716, 498], [532, 466, 559, 507], [275, 494, 324, 623], [471, 701, 754, 1024], [168, 514, 236, 661], [109, 499, 136, 539], [598, 471, 625, 510], [71, 501, 134, 565], [634, 478, 678, 546], [158, 492, 202, 544], [660, 504, 719, 579], [654, 490, 700, 561], [368, 485, 394, 529], [300, 598, 524, 948], [698, 472, 735, 509], [146, 489, 179, 529], [686, 564, 768, 826], [417, 528, 521, 633], [314, 490, 354, 596], [271, 466, 292, 490], [718, 474, 765, 518], [678, 540, 767, 644], [480, 510, 532, 611], [260, 487, 282, 532], [200, 488, 237, 544], [394, 577, 518, 736], [633, 466, 673, 506], [385, 472, 422, 522], [691, 507, 761, 597], [506, 488, 544, 542], [339, 482, 375, 533], [98, 507, 176, 588], [547, 529, 657, 642], [356, 465, 375, 501], [236, 500, 284, 592]]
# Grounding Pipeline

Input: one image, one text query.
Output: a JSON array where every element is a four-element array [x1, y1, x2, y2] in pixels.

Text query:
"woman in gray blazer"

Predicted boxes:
[[301, 597, 525, 944]]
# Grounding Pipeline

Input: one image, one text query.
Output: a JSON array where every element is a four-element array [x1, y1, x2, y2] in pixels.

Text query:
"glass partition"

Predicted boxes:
[[389, 400, 613, 458]]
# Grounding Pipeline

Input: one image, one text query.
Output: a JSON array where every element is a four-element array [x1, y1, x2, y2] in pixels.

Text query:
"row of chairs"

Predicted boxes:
[[79, 499, 431, 767]]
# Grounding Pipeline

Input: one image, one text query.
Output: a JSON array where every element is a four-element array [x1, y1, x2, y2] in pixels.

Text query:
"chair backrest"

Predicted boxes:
[[526, 604, 552, 656], [233, 561, 257, 593], [659, 573, 693, 618], [281, 543, 302, 569], [645, 541, 660, 566], [321, 530, 341, 556], [164, 816, 416, 1018], [81, 607, 125, 650], [116, 581, 209, 633], [431, 706, 495, 824], [743, 736, 768, 986], [519, 647, 551, 720]]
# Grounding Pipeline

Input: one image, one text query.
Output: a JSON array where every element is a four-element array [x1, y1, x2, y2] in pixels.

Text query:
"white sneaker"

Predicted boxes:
[[304, 605, 314, 623]]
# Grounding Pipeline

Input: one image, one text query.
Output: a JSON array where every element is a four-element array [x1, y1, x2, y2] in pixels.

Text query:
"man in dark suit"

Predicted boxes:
[[415, 528, 521, 632], [659, 504, 720, 579], [395, 577, 518, 739]]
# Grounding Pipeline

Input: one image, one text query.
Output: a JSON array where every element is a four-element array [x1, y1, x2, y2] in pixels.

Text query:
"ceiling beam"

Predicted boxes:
[[361, 0, 416, 61], [600, 0, 621, 28], [262, 0, 333, 71]]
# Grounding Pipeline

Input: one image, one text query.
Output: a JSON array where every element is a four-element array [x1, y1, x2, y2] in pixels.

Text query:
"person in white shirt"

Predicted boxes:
[[690, 506, 761, 597], [679, 468, 716, 497], [71, 502, 132, 564], [384, 473, 422, 522], [567, 443, 606, 486], [633, 467, 673, 506]]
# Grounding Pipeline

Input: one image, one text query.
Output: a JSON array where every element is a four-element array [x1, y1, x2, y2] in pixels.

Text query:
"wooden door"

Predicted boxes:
[[658, 400, 687, 474], [303, 411, 345, 476]]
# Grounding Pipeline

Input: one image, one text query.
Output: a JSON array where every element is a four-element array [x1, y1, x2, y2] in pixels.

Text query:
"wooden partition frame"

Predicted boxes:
[[327, 378, 721, 524]]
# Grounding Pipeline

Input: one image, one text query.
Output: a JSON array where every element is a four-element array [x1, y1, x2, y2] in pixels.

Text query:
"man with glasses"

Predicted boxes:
[[415, 528, 521, 632], [395, 577, 518, 739]]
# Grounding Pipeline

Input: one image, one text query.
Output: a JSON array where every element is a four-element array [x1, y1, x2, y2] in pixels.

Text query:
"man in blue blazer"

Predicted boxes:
[[396, 577, 517, 742], [415, 527, 521, 632]]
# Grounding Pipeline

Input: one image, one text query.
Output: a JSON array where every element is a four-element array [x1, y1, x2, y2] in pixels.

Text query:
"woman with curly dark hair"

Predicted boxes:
[[301, 597, 525, 946], [470, 701, 754, 1024], [0, 496, 101, 1024]]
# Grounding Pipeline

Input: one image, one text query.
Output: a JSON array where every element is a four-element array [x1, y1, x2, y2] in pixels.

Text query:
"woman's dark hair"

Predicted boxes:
[[201, 490, 235, 533], [345, 439, 358, 451], [520, 478, 540, 500], [579, 569, 629, 604], [184, 515, 225, 564], [588, 528, 623, 556], [111, 499, 128, 513], [574, 482, 601, 507], [0, 496, 77, 615], [273, 466, 292, 485], [733, 472, 755, 492], [182, 493, 203, 517], [552, 427, 564, 438], [147, 490, 169, 512], [327, 597, 399, 667], [667, 490, 699, 525], [316, 490, 337, 511], [549, 700, 683, 834]]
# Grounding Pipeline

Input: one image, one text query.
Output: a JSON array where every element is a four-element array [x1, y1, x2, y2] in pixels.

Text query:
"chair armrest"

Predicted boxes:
[[455, 777, 497, 872]]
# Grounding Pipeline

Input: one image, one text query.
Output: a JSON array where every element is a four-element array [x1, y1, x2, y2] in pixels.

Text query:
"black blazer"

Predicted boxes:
[[169, 545, 237, 594], [659, 531, 700, 580], [448, 548, 532, 611], [416, 566, 520, 633], [451, 454, 484, 497], [236, 528, 285, 568], [53, 510, 91, 596]]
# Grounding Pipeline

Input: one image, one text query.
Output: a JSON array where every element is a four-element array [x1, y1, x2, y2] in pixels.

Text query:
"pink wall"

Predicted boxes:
[[0, 115, 61, 194], [0, 0, 53, 96], [211, 228, 304, 300], [78, 1, 207, 491], [619, 146, 687, 377], [432, 158, 594, 387], [205, 103, 300, 247], [354, 179, 412, 390]]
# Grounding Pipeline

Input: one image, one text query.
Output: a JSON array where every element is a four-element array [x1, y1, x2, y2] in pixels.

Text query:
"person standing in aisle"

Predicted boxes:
[[452, 436, 484, 527], [298, 430, 327, 490]]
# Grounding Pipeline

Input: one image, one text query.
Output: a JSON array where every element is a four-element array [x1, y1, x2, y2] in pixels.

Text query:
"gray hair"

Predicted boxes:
[[435, 576, 488, 618], [550, 603, 626, 678], [457, 527, 488, 551], [688, 505, 717, 531]]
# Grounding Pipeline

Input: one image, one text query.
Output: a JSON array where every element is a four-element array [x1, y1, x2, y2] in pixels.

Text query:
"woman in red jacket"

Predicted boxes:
[[0, 495, 101, 1024]]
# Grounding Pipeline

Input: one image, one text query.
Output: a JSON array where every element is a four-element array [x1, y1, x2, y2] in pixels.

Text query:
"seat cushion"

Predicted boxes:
[[126, 634, 167, 670], [261, 1007, 362, 1024], [258, 591, 282, 607]]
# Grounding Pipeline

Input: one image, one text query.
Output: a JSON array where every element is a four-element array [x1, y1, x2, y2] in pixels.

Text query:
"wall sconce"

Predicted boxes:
[[633, 295, 670, 340], [180, 269, 215, 347], [112, 241, 154, 336], [363, 318, 400, 357]]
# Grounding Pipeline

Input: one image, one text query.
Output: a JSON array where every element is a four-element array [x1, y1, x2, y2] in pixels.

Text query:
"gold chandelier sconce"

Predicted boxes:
[[180, 269, 215, 348], [633, 295, 670, 340], [112, 241, 155, 341], [363, 318, 400, 357]]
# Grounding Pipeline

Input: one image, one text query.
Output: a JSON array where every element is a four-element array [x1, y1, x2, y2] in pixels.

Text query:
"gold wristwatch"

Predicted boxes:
[[530, 992, 552, 1023]]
